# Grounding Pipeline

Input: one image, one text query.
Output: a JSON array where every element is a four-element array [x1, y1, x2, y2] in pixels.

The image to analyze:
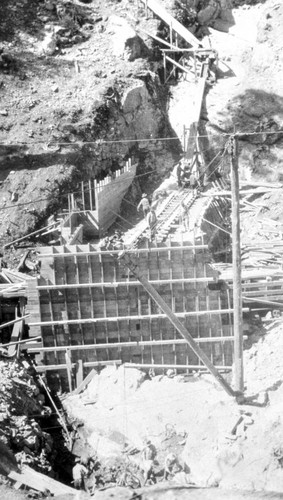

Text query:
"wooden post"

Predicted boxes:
[[76, 359, 83, 389], [183, 125, 186, 153], [81, 181, 85, 211], [120, 254, 235, 397], [170, 22, 173, 48], [65, 349, 73, 392], [230, 135, 244, 394]]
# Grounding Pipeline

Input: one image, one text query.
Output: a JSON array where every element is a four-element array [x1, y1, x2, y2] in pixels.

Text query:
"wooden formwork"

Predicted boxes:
[[26, 241, 235, 391]]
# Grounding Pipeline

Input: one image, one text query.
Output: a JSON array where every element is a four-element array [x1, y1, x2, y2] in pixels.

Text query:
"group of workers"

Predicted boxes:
[[176, 158, 200, 193], [99, 156, 201, 249], [140, 438, 189, 485], [72, 442, 188, 492]]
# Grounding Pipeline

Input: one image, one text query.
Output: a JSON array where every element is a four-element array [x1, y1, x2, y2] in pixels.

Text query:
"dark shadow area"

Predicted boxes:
[[0, 0, 42, 43], [0, 0, 93, 44], [225, 88, 283, 138], [232, 0, 268, 6], [0, 49, 82, 81]]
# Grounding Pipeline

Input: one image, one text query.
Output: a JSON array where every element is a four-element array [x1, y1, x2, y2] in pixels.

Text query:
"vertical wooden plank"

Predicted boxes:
[[219, 293, 225, 367], [65, 349, 73, 392], [94, 179, 98, 212], [76, 359, 83, 389], [192, 232, 200, 340], [62, 246, 71, 344], [202, 235, 213, 364], [81, 182, 85, 211], [168, 237, 177, 366], [89, 180, 93, 210], [74, 246, 85, 358], [49, 247, 59, 368], [87, 244, 96, 347]]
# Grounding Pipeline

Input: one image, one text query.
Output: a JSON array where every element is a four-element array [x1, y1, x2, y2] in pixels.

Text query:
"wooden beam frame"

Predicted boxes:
[[27, 336, 243, 354], [121, 253, 236, 397], [38, 244, 209, 258], [36, 276, 215, 290], [28, 308, 249, 327], [124, 362, 232, 371], [35, 360, 122, 372]]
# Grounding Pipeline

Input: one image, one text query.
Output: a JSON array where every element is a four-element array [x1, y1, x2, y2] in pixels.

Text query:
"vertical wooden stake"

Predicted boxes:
[[76, 359, 83, 389], [65, 349, 73, 392], [230, 135, 244, 394]]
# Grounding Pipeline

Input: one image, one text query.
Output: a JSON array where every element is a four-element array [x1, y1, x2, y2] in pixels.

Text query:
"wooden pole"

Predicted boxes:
[[27, 336, 244, 354], [124, 363, 232, 371], [36, 276, 215, 290], [3, 224, 58, 249], [1, 335, 41, 348], [230, 134, 244, 394], [28, 308, 249, 328], [120, 254, 235, 397], [38, 244, 209, 258], [0, 314, 30, 331]]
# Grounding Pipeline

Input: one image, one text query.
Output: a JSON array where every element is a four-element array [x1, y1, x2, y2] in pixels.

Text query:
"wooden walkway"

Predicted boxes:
[[139, 0, 201, 48]]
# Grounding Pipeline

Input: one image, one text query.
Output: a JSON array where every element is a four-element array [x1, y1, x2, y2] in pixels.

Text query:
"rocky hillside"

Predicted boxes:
[[0, 359, 55, 479], [0, 0, 182, 246], [2, 0, 280, 250], [205, 0, 283, 226]]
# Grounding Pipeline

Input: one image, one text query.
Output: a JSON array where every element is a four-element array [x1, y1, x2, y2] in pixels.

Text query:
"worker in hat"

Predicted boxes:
[[163, 452, 183, 480], [72, 457, 89, 490], [180, 201, 190, 231], [137, 193, 150, 218], [141, 438, 157, 485], [147, 207, 157, 241]]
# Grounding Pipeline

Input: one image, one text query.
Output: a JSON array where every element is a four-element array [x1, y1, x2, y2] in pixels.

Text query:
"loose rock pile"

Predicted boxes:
[[0, 359, 54, 477]]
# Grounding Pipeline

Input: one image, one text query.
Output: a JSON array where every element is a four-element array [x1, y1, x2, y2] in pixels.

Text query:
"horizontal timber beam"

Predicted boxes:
[[38, 244, 208, 258], [29, 308, 249, 327], [37, 276, 215, 290], [0, 314, 30, 331], [201, 188, 281, 197], [27, 336, 246, 354], [35, 360, 122, 372], [165, 54, 195, 77], [124, 363, 232, 371], [243, 296, 283, 307]]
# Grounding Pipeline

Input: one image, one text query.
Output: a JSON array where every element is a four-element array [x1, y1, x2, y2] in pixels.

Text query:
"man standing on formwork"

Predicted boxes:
[[137, 193, 150, 218], [180, 201, 190, 231], [147, 207, 157, 241]]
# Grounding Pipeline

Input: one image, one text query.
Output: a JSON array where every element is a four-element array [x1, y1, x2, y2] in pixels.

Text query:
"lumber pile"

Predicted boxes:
[[0, 268, 27, 297], [8, 464, 76, 496]]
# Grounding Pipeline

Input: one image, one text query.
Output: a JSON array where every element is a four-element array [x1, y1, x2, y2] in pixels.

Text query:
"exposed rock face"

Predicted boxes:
[[203, 0, 283, 182], [0, 359, 54, 476], [0, 72, 179, 244]]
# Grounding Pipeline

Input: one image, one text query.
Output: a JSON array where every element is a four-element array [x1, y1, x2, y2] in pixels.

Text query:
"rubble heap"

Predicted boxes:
[[0, 359, 54, 477]]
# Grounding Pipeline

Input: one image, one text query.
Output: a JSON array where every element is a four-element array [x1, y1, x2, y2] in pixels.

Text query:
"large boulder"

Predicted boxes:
[[197, 0, 221, 25], [0, 441, 19, 475], [107, 16, 148, 61]]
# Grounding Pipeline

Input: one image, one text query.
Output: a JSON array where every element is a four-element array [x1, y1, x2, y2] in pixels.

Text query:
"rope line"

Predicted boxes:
[[0, 129, 282, 147]]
